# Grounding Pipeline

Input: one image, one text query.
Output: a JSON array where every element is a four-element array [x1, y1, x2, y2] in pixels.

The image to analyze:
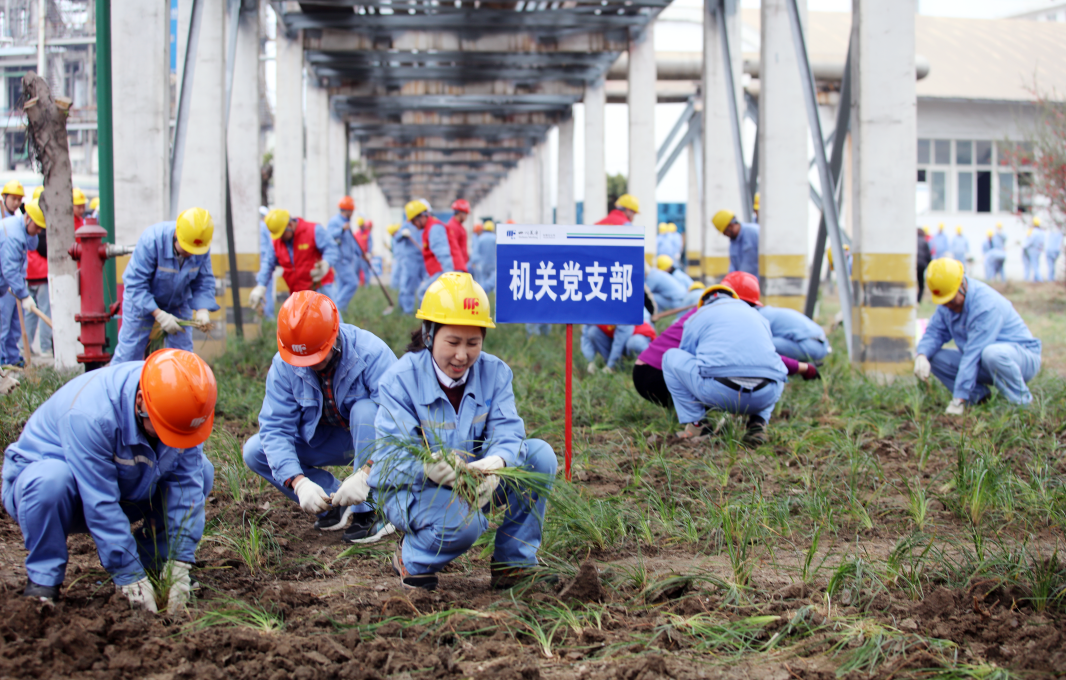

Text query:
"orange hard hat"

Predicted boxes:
[[720, 271, 762, 307], [452, 198, 471, 213], [139, 349, 217, 448], [338, 196, 355, 211], [277, 291, 340, 367], [473, 223, 484, 234]]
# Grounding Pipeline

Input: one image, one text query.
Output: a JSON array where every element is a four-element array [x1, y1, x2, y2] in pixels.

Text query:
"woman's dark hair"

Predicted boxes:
[[404, 322, 487, 355]]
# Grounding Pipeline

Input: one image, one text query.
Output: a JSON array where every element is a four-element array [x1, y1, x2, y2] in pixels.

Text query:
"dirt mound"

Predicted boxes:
[[559, 561, 607, 603]]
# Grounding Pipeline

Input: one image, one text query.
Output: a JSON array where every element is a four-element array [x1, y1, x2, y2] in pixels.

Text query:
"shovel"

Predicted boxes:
[[362, 253, 394, 315], [651, 303, 696, 323]]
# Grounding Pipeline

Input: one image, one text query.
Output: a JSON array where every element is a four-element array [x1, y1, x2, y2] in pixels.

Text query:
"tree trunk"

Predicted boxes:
[[22, 72, 81, 371]]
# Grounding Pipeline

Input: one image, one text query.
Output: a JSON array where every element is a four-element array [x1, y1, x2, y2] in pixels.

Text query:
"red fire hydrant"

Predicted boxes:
[[68, 223, 134, 370]]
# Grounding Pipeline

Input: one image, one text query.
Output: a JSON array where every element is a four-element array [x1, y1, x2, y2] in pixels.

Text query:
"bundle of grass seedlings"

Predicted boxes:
[[146, 318, 216, 354]]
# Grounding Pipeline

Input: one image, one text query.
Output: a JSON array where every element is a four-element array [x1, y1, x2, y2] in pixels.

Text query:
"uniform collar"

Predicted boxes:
[[431, 356, 469, 389], [416, 350, 483, 406]]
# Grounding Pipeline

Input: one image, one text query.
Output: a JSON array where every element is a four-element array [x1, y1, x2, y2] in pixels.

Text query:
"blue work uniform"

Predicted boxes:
[[368, 350, 557, 576], [259, 221, 276, 317], [665, 232, 683, 263], [1045, 230, 1062, 281], [982, 238, 1005, 282], [916, 277, 1041, 405], [254, 222, 340, 303], [327, 212, 360, 313], [393, 225, 425, 314], [671, 268, 694, 291], [1023, 227, 1045, 282], [758, 305, 829, 362], [476, 230, 497, 292], [468, 232, 483, 283], [2, 362, 213, 588], [111, 222, 220, 364], [662, 296, 787, 424], [931, 232, 950, 259], [656, 233, 672, 259], [729, 223, 760, 276], [581, 315, 652, 370], [0, 215, 37, 364], [353, 228, 373, 287], [646, 268, 688, 312], [950, 234, 970, 265], [243, 324, 396, 514], [415, 221, 458, 302]]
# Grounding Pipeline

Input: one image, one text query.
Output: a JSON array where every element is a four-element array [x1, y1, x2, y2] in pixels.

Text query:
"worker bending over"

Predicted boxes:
[[243, 291, 397, 543], [475, 220, 497, 292], [711, 209, 759, 276], [758, 311, 828, 363], [659, 254, 693, 290], [250, 209, 340, 311], [598, 194, 639, 225], [3, 349, 216, 609], [327, 196, 360, 313], [915, 258, 1041, 413], [583, 311, 657, 375], [646, 259, 688, 312], [393, 219, 425, 315], [982, 230, 1005, 282], [1, 181, 23, 218], [369, 273, 557, 591], [410, 199, 467, 302], [0, 200, 45, 366], [931, 224, 949, 260], [111, 208, 218, 364], [353, 218, 373, 288], [662, 284, 786, 445]]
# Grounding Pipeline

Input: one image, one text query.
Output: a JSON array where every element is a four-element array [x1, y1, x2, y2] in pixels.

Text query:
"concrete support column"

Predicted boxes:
[[274, 28, 304, 215], [508, 161, 524, 222], [628, 22, 657, 258], [112, 0, 170, 245], [758, 0, 808, 310], [702, 0, 743, 280], [583, 79, 607, 224], [557, 115, 576, 224], [328, 115, 347, 204], [851, 0, 917, 375], [539, 142, 552, 224], [304, 82, 330, 224], [686, 127, 703, 278]]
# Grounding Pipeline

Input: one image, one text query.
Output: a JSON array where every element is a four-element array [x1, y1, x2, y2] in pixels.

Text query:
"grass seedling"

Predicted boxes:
[[826, 555, 887, 610], [208, 512, 281, 574], [831, 619, 955, 676], [659, 613, 781, 654], [1024, 549, 1066, 613], [192, 597, 284, 632], [906, 479, 932, 531]]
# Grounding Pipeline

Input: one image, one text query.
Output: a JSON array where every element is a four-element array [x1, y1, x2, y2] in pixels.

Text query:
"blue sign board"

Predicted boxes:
[[496, 224, 646, 325]]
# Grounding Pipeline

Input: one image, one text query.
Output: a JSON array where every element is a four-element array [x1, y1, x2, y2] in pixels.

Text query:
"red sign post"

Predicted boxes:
[[565, 323, 573, 481]]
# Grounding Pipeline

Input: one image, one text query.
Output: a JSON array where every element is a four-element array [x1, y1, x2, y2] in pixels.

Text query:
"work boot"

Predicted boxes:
[[314, 505, 353, 531], [490, 565, 559, 591], [391, 539, 438, 591], [24, 580, 59, 603], [743, 416, 767, 446], [342, 512, 398, 544]]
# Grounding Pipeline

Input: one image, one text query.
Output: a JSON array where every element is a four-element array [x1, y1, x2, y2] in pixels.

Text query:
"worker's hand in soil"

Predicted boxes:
[[945, 397, 965, 416], [469, 456, 505, 508], [332, 468, 371, 506], [311, 260, 330, 284], [914, 354, 931, 382], [153, 309, 182, 335], [194, 309, 211, 327], [249, 285, 267, 310], [293, 476, 331, 515], [165, 561, 193, 611], [119, 577, 158, 612], [20, 296, 35, 313], [424, 452, 466, 488]]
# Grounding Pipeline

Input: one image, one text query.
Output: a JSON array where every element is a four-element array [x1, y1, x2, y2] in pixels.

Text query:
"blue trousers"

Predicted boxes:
[[416, 271, 443, 306], [929, 344, 1041, 405], [580, 325, 648, 368], [1048, 251, 1060, 282], [661, 348, 784, 424], [23, 283, 51, 353], [398, 260, 424, 315], [381, 439, 556, 576], [0, 292, 22, 364], [263, 274, 275, 317], [3, 456, 214, 587], [1025, 251, 1043, 282], [242, 399, 377, 513], [333, 263, 359, 314], [772, 337, 828, 362], [111, 311, 195, 364]]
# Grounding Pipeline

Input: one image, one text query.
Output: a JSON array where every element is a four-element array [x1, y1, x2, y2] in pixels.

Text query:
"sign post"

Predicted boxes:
[[496, 223, 646, 481]]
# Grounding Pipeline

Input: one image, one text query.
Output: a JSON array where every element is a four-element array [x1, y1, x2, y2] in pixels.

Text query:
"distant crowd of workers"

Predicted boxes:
[[0, 183, 1046, 609]]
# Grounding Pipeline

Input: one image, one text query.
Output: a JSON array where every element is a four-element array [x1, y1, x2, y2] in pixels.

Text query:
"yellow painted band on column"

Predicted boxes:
[[853, 252, 915, 283], [858, 361, 914, 378], [702, 256, 730, 277], [851, 307, 916, 339], [645, 252, 654, 265], [762, 295, 806, 311], [759, 254, 807, 278]]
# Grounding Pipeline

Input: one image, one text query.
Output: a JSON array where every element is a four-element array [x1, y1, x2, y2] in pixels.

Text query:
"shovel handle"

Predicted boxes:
[[651, 303, 697, 323]]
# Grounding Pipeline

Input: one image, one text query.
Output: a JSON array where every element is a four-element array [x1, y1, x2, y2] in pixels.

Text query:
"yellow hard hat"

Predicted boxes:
[[387, 223, 400, 235], [656, 254, 674, 271], [483, 220, 495, 232], [926, 258, 964, 305], [698, 284, 739, 307], [1033, 217, 1041, 227], [712, 209, 735, 233], [937, 223, 944, 232], [668, 222, 678, 233], [32, 186, 43, 200], [175, 207, 214, 255], [1, 180, 24, 197], [689, 281, 706, 292], [753, 192, 760, 212], [995, 222, 1003, 229], [89, 197, 100, 211], [24, 199, 45, 228], [922, 226, 931, 235], [405, 199, 430, 222], [658, 222, 669, 234], [416, 272, 495, 329], [987, 230, 994, 238], [265, 209, 291, 239], [616, 194, 640, 213], [72, 187, 87, 206], [955, 225, 963, 235]]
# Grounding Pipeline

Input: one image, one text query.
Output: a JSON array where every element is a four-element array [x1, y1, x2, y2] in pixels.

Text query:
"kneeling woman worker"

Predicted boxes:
[[369, 272, 557, 591]]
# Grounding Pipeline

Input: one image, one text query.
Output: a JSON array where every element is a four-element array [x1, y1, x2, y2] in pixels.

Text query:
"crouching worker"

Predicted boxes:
[[369, 273, 557, 591], [2, 349, 216, 609], [915, 258, 1041, 414], [243, 291, 397, 543], [662, 282, 787, 445]]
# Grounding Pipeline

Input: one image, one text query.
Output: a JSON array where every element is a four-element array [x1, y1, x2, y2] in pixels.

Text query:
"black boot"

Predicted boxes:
[[24, 580, 59, 602], [744, 416, 767, 446]]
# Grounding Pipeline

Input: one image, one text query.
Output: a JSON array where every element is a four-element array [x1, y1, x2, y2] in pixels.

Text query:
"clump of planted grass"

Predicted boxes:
[[192, 597, 284, 632], [207, 512, 281, 574]]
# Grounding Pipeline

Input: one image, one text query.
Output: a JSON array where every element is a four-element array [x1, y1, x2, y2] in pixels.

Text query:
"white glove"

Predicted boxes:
[[194, 309, 210, 326], [423, 452, 466, 487], [20, 295, 36, 313], [293, 476, 331, 515], [119, 577, 158, 612], [165, 560, 193, 611], [587, 362, 598, 375], [945, 397, 965, 416], [154, 309, 182, 335], [468, 456, 505, 508], [311, 260, 330, 283], [602, 365, 615, 375], [249, 285, 267, 310], [401, 229, 411, 239], [332, 468, 371, 507], [914, 355, 931, 382]]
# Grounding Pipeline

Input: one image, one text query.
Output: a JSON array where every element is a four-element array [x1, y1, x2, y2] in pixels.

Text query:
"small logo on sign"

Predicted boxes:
[[291, 343, 307, 353], [189, 416, 208, 428], [463, 298, 480, 313], [507, 230, 515, 238]]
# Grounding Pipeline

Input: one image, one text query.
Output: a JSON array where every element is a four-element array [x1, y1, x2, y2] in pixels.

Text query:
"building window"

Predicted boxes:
[[1019, 172, 1034, 213], [930, 171, 946, 211], [975, 140, 992, 166], [956, 140, 973, 165], [977, 171, 991, 212], [917, 139, 930, 164], [934, 140, 951, 165], [998, 172, 1014, 212], [917, 169, 927, 182], [958, 171, 974, 211]]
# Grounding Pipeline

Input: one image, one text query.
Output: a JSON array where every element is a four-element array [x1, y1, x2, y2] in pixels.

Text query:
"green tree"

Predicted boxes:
[[606, 173, 627, 215]]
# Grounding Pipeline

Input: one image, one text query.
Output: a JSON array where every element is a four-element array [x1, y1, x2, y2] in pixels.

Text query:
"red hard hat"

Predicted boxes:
[[338, 196, 355, 211], [277, 291, 340, 367], [720, 271, 762, 306], [451, 199, 470, 213]]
